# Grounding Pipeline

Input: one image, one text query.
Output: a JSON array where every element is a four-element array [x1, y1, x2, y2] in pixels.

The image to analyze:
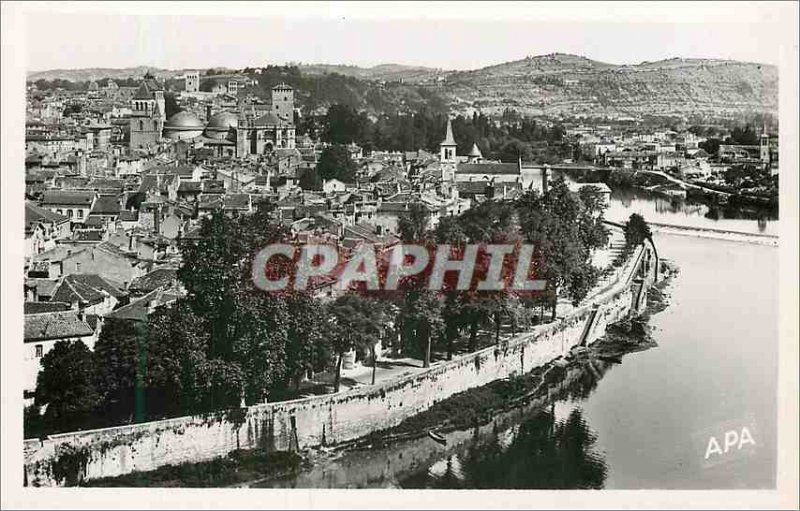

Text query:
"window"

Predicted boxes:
[[67, 210, 73, 218], [77, 209, 84, 219], [35, 345, 42, 358], [57, 209, 63, 215], [139, 120, 144, 131], [275, 105, 279, 110]]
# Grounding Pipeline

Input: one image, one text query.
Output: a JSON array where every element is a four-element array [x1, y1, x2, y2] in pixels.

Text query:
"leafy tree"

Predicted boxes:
[[400, 290, 444, 368], [229, 292, 290, 404], [316, 145, 357, 183], [164, 92, 181, 119], [144, 301, 216, 416], [727, 124, 759, 146], [576, 186, 610, 252], [35, 341, 102, 432], [623, 213, 652, 248], [516, 177, 602, 316], [323, 104, 365, 144], [397, 202, 432, 243], [325, 293, 385, 390], [93, 318, 148, 423], [699, 138, 722, 157], [62, 104, 83, 117], [298, 168, 323, 191], [283, 293, 330, 390]]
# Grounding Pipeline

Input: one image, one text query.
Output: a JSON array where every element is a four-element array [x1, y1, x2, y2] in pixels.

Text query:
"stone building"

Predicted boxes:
[[129, 73, 166, 152]]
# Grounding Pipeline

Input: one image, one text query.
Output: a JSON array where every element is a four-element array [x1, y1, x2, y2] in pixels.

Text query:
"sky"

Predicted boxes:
[[14, 2, 798, 72]]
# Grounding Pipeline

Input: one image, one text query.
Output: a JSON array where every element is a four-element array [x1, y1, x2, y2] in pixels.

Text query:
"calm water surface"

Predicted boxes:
[[256, 194, 778, 489]]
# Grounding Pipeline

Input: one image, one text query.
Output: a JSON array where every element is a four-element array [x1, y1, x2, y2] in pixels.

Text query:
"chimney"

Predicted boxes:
[[542, 166, 549, 194], [154, 205, 161, 235], [77, 301, 87, 322], [206, 104, 212, 120]]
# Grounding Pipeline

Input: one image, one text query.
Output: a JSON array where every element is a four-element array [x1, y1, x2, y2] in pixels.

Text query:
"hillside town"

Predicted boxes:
[[23, 68, 780, 410], [18, 54, 784, 494]]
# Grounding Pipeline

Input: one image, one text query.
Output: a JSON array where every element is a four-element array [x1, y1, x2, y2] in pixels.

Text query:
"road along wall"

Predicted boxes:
[[24, 240, 658, 487]]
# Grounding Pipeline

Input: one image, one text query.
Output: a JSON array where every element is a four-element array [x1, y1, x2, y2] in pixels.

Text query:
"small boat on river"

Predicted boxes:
[[428, 431, 447, 445]]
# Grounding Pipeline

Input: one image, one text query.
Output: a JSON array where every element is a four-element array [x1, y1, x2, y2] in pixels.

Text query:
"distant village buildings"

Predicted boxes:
[[21, 66, 778, 406]]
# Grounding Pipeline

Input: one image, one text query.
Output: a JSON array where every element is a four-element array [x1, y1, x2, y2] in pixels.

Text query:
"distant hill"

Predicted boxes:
[[28, 53, 777, 119], [298, 63, 444, 83], [27, 66, 186, 82], [436, 53, 778, 118]]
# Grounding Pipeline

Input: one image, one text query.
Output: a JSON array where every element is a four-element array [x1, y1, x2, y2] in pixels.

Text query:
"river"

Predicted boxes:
[[254, 191, 779, 490]]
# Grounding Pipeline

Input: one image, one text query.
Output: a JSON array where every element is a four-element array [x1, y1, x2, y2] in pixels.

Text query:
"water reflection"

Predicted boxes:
[[398, 358, 618, 489], [401, 405, 607, 489], [604, 187, 778, 236]]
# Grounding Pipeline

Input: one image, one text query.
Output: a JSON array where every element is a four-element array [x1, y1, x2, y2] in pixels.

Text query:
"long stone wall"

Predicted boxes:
[[24, 241, 658, 487]]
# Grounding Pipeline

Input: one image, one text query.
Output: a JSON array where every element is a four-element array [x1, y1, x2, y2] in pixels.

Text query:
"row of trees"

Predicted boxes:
[[28, 204, 393, 435], [29, 181, 618, 436], [390, 178, 611, 369], [309, 104, 571, 163]]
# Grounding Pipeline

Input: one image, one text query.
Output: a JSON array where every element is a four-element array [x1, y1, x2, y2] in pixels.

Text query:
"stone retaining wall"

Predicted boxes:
[[24, 241, 658, 487]]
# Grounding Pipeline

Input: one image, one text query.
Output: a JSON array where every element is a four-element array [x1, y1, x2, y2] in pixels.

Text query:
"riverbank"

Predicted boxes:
[[83, 449, 303, 488], [648, 222, 778, 246], [25, 238, 659, 487], [81, 260, 677, 489], [555, 166, 778, 217]]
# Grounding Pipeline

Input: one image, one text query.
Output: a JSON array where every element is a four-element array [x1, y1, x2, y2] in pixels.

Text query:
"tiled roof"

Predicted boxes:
[[377, 201, 437, 214], [87, 178, 125, 190], [174, 165, 196, 176], [456, 181, 494, 195], [24, 301, 71, 314], [253, 112, 282, 126], [25, 200, 68, 227], [24, 311, 94, 342], [82, 216, 106, 228], [40, 190, 95, 207], [129, 268, 178, 294], [51, 274, 128, 305], [202, 180, 225, 193], [118, 210, 139, 222], [72, 229, 104, 242], [105, 287, 182, 322], [223, 194, 251, 211], [177, 181, 202, 192], [36, 244, 88, 262], [132, 79, 162, 100], [198, 195, 223, 210], [26, 278, 59, 297], [90, 195, 121, 215], [456, 163, 520, 176]]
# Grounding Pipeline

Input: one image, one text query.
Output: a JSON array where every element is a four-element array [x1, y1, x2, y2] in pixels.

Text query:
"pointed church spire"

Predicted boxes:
[[441, 117, 457, 147]]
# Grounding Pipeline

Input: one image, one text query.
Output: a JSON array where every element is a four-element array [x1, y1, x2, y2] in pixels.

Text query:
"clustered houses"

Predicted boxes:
[[25, 70, 565, 405], [38, 70, 768, 407], [569, 123, 779, 180]]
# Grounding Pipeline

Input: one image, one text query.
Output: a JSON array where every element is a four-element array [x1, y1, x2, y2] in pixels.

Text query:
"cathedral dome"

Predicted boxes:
[[204, 111, 238, 140], [164, 111, 204, 141]]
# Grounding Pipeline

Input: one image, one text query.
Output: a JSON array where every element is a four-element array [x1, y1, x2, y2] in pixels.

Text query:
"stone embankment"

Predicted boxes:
[[648, 222, 778, 246], [24, 240, 659, 487]]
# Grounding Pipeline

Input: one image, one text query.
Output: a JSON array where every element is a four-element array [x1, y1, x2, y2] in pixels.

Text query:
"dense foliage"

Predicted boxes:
[[29, 182, 617, 436], [311, 104, 571, 163]]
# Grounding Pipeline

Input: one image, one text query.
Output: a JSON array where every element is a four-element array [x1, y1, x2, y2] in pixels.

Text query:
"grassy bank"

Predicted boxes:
[[80, 263, 678, 488], [83, 449, 303, 487]]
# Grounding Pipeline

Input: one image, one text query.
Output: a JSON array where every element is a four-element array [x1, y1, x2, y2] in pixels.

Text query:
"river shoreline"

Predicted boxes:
[[83, 260, 677, 488], [647, 222, 779, 246]]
